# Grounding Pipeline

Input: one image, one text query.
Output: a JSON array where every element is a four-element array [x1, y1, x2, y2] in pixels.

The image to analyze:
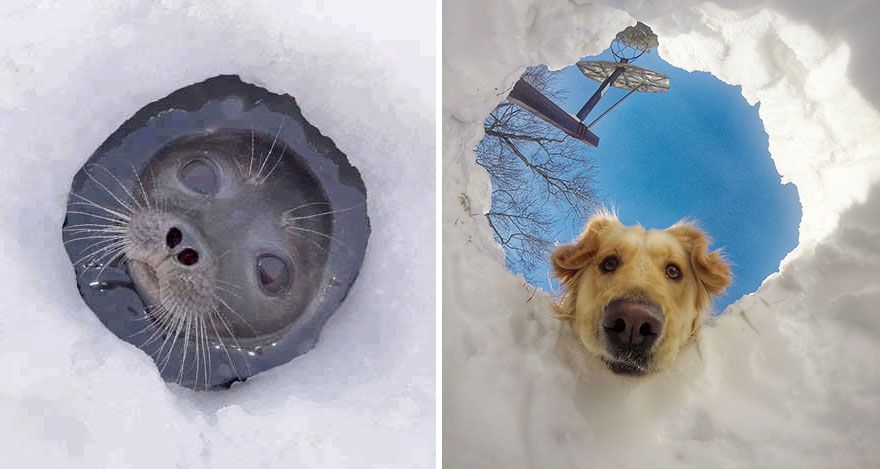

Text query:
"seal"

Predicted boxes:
[[62, 76, 370, 390]]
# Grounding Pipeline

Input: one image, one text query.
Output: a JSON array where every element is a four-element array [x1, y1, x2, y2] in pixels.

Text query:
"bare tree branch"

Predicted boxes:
[[474, 66, 599, 280]]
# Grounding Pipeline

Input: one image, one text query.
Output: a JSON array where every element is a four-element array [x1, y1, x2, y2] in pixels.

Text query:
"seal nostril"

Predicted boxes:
[[177, 248, 199, 266], [166, 227, 182, 248]]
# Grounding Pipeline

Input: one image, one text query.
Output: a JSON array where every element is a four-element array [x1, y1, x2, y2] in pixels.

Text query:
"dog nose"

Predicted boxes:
[[602, 299, 663, 352]]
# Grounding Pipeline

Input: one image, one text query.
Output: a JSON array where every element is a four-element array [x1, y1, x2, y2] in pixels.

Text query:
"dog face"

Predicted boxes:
[[551, 214, 731, 376]]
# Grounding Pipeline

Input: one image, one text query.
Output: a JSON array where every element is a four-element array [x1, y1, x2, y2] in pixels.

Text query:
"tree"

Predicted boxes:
[[474, 66, 599, 280]]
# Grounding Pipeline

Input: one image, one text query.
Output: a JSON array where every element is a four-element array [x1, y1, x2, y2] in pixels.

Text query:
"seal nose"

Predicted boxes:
[[164, 226, 205, 266], [602, 299, 663, 352]]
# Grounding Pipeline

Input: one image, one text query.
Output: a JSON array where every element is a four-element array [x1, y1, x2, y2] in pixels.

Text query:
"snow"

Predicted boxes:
[[443, 1, 880, 467], [0, 1, 434, 467]]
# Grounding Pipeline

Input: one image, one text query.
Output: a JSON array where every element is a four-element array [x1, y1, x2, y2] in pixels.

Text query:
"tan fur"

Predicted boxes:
[[551, 213, 731, 374]]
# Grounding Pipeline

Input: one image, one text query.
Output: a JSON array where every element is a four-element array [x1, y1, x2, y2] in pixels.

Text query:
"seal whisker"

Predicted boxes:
[[213, 293, 259, 337], [74, 239, 123, 263], [69, 240, 126, 266], [189, 313, 211, 390], [68, 202, 131, 222], [190, 313, 201, 388], [146, 160, 164, 213], [214, 284, 242, 299], [141, 305, 173, 347], [130, 163, 152, 211], [63, 222, 127, 229], [75, 246, 126, 272], [182, 194, 211, 217], [258, 148, 285, 185], [63, 230, 127, 238], [285, 225, 352, 253], [173, 305, 190, 382], [64, 232, 127, 241], [177, 307, 195, 383], [214, 279, 243, 291], [69, 195, 132, 221], [283, 200, 332, 215], [148, 306, 178, 340], [198, 314, 211, 390], [87, 163, 144, 211], [207, 305, 252, 378], [142, 304, 180, 354], [132, 305, 172, 344], [89, 248, 128, 282], [69, 192, 133, 217], [214, 281, 242, 291], [63, 224, 128, 234], [65, 234, 124, 248], [204, 308, 241, 379], [64, 234, 126, 245], [254, 117, 286, 183], [281, 201, 366, 221], [73, 235, 126, 257], [66, 210, 130, 225], [217, 241, 249, 260], [190, 314, 204, 390], [73, 239, 128, 267], [82, 164, 140, 214], [248, 124, 256, 178], [65, 224, 128, 234], [157, 301, 187, 373], [283, 228, 330, 254]]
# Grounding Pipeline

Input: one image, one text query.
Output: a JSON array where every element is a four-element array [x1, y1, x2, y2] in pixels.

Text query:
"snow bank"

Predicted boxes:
[[443, 1, 880, 467], [0, 1, 434, 467]]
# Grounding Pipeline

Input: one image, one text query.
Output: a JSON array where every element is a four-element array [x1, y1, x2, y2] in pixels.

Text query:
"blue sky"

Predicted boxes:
[[513, 49, 801, 312]]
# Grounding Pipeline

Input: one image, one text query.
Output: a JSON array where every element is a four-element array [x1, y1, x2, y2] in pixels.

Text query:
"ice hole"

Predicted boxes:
[[475, 48, 802, 311]]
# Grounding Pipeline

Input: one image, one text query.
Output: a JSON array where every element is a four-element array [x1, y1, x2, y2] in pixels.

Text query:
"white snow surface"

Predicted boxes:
[[444, 1, 880, 467], [0, 1, 434, 467]]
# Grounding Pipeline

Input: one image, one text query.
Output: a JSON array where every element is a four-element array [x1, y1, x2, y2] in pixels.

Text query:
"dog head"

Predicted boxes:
[[551, 213, 731, 376]]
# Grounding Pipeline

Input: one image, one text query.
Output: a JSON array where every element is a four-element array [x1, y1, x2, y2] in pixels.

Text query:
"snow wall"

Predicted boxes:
[[0, 1, 434, 467], [443, 1, 880, 467]]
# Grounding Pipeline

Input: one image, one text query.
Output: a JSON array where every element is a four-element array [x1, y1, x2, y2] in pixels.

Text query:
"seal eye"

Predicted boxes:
[[666, 263, 682, 280], [600, 256, 619, 273], [256, 254, 291, 296], [179, 158, 218, 194], [177, 248, 199, 266]]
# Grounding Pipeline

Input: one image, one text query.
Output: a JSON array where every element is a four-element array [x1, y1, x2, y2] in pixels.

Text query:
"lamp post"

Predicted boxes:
[[505, 22, 669, 148]]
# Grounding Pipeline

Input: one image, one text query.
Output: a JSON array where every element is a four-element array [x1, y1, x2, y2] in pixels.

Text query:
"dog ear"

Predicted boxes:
[[551, 215, 616, 283], [667, 222, 732, 298]]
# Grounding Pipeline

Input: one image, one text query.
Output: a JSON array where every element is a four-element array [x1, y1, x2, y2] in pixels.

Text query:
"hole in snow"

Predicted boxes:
[[474, 48, 802, 312]]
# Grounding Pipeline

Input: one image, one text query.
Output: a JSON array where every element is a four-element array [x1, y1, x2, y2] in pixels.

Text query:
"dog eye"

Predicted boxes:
[[666, 263, 682, 280], [599, 256, 619, 273]]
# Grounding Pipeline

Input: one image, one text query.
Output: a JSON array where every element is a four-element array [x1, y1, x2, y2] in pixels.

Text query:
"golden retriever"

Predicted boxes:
[[551, 212, 731, 376]]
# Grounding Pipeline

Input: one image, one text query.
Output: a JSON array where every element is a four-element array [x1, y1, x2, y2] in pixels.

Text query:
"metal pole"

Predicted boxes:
[[576, 58, 628, 121], [586, 83, 643, 129], [506, 78, 600, 147]]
